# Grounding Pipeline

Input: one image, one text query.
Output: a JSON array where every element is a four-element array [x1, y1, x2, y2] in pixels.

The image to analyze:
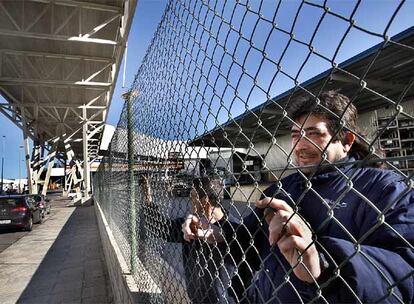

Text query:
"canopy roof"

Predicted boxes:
[[0, 0, 137, 159]]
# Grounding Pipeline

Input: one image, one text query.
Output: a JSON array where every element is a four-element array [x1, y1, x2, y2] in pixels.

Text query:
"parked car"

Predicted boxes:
[[33, 194, 51, 218], [171, 172, 193, 197], [0, 195, 43, 231]]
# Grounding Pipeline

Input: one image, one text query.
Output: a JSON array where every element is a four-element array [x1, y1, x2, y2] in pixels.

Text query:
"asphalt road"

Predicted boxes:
[[0, 228, 29, 252]]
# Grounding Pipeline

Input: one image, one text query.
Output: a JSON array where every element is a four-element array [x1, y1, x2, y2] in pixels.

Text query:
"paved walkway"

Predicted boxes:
[[0, 195, 112, 304]]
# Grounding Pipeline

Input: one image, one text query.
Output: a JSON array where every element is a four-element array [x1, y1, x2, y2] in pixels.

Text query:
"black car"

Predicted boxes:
[[0, 195, 43, 231], [171, 173, 192, 197]]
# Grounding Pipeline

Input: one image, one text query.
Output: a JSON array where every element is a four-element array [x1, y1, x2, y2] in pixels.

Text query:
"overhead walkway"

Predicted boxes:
[[0, 0, 136, 200]]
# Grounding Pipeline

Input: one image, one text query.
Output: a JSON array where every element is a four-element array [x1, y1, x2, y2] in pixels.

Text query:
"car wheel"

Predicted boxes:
[[25, 217, 33, 231]]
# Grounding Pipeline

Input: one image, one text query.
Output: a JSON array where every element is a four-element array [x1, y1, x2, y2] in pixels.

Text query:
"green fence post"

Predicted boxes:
[[108, 148, 113, 225], [125, 90, 137, 274]]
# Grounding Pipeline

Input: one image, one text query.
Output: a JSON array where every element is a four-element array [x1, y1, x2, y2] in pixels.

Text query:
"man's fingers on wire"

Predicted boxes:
[[268, 221, 287, 246], [273, 210, 311, 238], [267, 208, 297, 245], [256, 197, 293, 213], [274, 209, 293, 223], [277, 234, 312, 255], [264, 207, 277, 224]]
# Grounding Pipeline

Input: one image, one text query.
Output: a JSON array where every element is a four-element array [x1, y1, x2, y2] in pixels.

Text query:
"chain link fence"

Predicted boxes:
[[94, 0, 414, 303]]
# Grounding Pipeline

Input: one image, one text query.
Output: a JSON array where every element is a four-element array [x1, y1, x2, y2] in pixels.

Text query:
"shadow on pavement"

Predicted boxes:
[[17, 203, 113, 304]]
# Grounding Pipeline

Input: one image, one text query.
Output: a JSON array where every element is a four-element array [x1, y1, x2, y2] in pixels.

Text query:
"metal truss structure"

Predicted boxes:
[[0, 0, 136, 197]]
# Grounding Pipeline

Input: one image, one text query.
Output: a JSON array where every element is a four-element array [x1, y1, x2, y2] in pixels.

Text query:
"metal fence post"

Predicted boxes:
[[125, 91, 137, 273], [108, 146, 113, 225]]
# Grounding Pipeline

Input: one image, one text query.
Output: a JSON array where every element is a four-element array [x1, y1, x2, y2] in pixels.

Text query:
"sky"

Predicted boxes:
[[0, 0, 413, 178]]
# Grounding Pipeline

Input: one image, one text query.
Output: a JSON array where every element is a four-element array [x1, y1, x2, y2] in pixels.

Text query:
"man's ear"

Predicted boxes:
[[343, 132, 356, 152]]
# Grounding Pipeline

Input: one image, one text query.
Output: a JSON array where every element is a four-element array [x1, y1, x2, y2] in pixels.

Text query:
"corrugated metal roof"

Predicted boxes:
[[190, 26, 414, 148]]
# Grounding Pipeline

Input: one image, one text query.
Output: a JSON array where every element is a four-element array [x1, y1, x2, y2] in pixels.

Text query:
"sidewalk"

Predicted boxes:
[[0, 195, 112, 304]]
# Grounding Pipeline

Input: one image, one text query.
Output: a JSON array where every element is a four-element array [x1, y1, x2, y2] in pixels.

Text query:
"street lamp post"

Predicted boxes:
[[18, 145, 23, 193], [0, 136, 5, 194]]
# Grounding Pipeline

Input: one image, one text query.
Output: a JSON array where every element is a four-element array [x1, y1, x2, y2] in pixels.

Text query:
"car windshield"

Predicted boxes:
[[0, 198, 25, 207]]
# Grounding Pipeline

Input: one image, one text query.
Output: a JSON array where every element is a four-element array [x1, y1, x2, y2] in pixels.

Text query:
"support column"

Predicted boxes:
[[23, 135, 33, 194], [31, 141, 42, 194], [63, 140, 73, 196], [21, 113, 33, 194], [63, 136, 82, 199], [42, 141, 58, 196], [62, 156, 67, 196], [82, 107, 91, 199]]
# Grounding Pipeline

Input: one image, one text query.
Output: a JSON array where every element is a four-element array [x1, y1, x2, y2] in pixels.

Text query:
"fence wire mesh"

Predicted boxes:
[[94, 0, 414, 303]]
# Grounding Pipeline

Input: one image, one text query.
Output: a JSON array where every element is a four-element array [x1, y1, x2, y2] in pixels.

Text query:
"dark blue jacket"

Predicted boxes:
[[224, 160, 414, 303], [167, 216, 236, 303]]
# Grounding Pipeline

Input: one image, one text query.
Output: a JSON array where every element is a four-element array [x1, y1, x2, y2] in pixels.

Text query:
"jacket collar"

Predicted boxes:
[[297, 155, 357, 184]]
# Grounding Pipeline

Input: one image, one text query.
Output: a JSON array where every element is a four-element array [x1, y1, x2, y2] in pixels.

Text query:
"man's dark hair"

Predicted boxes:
[[287, 90, 374, 161], [192, 176, 222, 207]]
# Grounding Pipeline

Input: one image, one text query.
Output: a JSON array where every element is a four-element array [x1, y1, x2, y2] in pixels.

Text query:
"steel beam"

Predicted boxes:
[[1, 49, 113, 63], [87, 124, 104, 140], [0, 29, 118, 46], [82, 107, 90, 198], [16, 103, 95, 109], [0, 77, 111, 88], [30, 0, 122, 13], [0, 107, 35, 140]]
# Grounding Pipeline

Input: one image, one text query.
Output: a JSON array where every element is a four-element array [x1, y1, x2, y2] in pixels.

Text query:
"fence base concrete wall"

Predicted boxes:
[[95, 200, 168, 304], [94, 200, 138, 304], [95, 199, 191, 304]]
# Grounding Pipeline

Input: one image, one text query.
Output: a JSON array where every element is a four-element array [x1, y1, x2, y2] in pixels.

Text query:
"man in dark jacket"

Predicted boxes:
[[183, 91, 414, 303]]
